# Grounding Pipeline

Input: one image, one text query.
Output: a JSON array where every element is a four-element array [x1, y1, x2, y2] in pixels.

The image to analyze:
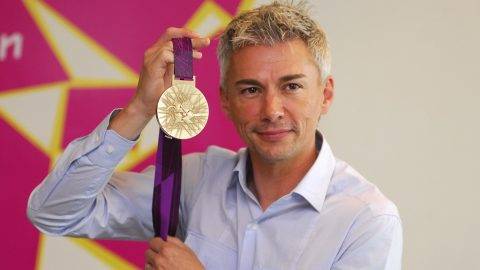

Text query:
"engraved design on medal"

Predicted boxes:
[[157, 83, 209, 139]]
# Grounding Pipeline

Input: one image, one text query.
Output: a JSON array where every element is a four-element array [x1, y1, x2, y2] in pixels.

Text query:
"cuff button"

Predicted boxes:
[[106, 145, 115, 154]]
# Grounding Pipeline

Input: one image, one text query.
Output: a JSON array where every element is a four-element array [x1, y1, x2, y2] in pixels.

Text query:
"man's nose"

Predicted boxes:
[[261, 90, 284, 122]]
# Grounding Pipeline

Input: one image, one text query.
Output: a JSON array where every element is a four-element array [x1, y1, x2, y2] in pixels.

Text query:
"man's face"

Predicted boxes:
[[221, 39, 334, 163]]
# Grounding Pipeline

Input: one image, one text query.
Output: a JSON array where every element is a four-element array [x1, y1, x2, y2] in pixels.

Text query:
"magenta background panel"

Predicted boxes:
[[1, 0, 245, 268], [0, 1, 67, 92]]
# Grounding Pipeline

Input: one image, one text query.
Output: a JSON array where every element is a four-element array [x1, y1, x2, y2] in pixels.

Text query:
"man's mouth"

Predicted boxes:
[[255, 129, 292, 141]]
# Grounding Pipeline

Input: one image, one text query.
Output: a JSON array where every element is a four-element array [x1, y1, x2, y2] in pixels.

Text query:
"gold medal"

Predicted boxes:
[[156, 77, 209, 139]]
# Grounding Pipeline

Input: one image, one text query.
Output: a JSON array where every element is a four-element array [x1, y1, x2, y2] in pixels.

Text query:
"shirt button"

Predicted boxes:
[[247, 223, 258, 230], [95, 134, 100, 142], [106, 145, 115, 154]]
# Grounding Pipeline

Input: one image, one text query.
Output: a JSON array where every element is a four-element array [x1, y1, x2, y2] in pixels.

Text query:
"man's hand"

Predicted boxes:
[[108, 27, 210, 140], [144, 236, 204, 270], [133, 27, 210, 119]]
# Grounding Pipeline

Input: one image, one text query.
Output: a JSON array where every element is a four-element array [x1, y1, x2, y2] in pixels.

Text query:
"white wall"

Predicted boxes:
[[303, 0, 479, 269]]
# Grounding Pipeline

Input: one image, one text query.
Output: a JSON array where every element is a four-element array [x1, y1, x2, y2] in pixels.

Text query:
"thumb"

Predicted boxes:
[[163, 62, 174, 89]]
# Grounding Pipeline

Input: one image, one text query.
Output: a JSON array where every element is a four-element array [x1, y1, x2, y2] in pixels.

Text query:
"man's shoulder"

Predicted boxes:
[[326, 158, 400, 219], [205, 145, 240, 162], [179, 146, 243, 213], [182, 145, 243, 184], [183, 145, 240, 167]]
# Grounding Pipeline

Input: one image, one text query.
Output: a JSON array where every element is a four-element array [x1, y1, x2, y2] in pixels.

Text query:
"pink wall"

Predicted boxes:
[[0, 0, 246, 268]]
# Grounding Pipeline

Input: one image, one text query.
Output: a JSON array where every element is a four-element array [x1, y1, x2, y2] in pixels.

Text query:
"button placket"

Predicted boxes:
[[239, 222, 258, 270]]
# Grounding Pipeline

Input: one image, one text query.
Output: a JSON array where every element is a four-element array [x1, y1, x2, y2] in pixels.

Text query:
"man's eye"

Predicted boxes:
[[241, 87, 259, 95], [285, 83, 302, 91]]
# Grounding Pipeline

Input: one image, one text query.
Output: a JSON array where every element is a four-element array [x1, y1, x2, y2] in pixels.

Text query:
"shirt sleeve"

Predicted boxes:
[[331, 214, 403, 270], [27, 109, 154, 240]]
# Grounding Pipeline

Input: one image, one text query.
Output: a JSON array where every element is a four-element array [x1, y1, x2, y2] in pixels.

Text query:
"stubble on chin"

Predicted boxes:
[[246, 132, 299, 164]]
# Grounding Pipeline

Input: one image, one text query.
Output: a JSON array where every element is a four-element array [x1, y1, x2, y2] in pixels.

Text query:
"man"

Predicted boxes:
[[28, 2, 402, 269]]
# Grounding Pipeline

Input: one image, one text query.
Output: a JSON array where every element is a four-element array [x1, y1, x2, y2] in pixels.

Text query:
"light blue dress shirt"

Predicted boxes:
[[28, 111, 403, 270]]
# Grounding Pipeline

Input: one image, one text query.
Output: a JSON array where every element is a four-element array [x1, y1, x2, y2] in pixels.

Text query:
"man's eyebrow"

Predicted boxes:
[[234, 79, 262, 86], [279, 74, 306, 82], [234, 74, 306, 86]]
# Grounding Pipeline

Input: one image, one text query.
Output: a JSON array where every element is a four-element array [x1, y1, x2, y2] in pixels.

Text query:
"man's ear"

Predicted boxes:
[[320, 76, 335, 115], [220, 87, 232, 119]]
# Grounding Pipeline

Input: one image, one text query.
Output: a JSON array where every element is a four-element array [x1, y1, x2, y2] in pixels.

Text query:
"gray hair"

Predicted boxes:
[[217, 1, 331, 89]]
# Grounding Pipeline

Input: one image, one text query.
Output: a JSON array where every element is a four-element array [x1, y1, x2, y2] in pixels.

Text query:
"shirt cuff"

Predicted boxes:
[[85, 109, 138, 168]]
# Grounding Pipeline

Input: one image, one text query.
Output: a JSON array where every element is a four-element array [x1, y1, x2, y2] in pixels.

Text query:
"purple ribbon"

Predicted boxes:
[[173, 37, 193, 81], [152, 131, 181, 239], [152, 37, 193, 240]]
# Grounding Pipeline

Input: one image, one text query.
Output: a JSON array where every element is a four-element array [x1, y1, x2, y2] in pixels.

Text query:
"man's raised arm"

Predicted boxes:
[[27, 28, 210, 240]]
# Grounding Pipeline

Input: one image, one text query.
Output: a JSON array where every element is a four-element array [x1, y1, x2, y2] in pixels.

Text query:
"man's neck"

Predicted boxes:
[[247, 137, 319, 211]]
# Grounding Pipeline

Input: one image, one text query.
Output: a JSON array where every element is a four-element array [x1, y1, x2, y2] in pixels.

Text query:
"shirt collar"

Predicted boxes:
[[292, 133, 336, 212], [231, 132, 336, 212], [231, 148, 250, 193]]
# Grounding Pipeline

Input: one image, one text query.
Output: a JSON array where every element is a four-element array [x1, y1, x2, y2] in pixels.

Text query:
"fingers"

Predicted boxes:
[[166, 236, 185, 247], [150, 48, 174, 67], [163, 62, 174, 89], [151, 27, 210, 52], [192, 37, 210, 50], [150, 236, 183, 247], [156, 27, 201, 45], [154, 40, 207, 56], [154, 37, 209, 51], [149, 237, 166, 253], [148, 42, 204, 66], [143, 26, 209, 72], [145, 248, 157, 265], [154, 37, 209, 50], [193, 51, 202, 59], [145, 237, 201, 270], [148, 236, 186, 253], [136, 26, 208, 114], [146, 238, 181, 269]]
